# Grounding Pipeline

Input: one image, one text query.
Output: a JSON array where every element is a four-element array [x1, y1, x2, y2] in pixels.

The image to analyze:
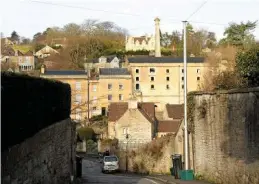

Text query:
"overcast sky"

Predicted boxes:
[[1, 0, 259, 41]]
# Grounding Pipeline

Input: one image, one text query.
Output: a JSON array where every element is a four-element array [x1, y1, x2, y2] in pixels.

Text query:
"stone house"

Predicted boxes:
[[90, 55, 120, 69], [35, 45, 59, 58], [1, 46, 35, 71], [125, 35, 155, 51], [163, 104, 184, 120], [157, 120, 181, 137], [107, 99, 157, 149]]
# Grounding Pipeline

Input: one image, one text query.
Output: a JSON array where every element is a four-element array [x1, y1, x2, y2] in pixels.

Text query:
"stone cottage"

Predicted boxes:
[[108, 98, 157, 149]]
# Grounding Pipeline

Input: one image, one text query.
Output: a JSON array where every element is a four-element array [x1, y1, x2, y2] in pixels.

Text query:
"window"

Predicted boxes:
[[166, 84, 170, 89], [136, 84, 140, 90], [92, 107, 97, 111], [166, 77, 170, 81], [75, 109, 82, 120], [166, 69, 170, 73], [182, 69, 184, 73], [108, 84, 112, 90], [182, 85, 184, 89], [108, 94, 112, 101], [119, 84, 123, 90], [75, 94, 82, 103], [136, 69, 139, 73], [151, 84, 155, 90], [92, 85, 97, 92], [75, 82, 81, 90], [149, 68, 155, 74], [182, 77, 184, 81], [123, 127, 129, 135], [119, 94, 123, 101], [151, 76, 154, 81], [197, 69, 201, 74], [197, 77, 200, 81], [93, 96, 97, 103], [136, 77, 139, 81]]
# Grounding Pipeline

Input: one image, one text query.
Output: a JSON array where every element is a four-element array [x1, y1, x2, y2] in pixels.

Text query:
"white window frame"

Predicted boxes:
[[75, 82, 81, 90], [92, 84, 97, 92], [75, 94, 82, 103], [119, 94, 123, 101]]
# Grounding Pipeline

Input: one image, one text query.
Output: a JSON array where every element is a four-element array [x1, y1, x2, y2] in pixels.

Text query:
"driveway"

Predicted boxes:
[[81, 157, 165, 184]]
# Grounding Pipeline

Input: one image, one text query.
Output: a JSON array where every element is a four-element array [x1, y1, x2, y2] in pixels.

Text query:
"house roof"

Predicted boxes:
[[1, 46, 15, 56], [42, 70, 87, 75], [108, 102, 128, 121], [24, 50, 34, 56], [99, 68, 130, 75], [108, 102, 155, 123], [166, 104, 184, 119], [157, 120, 181, 133], [128, 56, 205, 63]]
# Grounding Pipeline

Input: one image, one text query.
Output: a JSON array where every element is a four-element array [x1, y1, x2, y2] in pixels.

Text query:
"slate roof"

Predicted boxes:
[[99, 68, 130, 75], [157, 120, 181, 133], [128, 56, 205, 63], [43, 70, 87, 75], [108, 102, 155, 123], [166, 104, 184, 119]]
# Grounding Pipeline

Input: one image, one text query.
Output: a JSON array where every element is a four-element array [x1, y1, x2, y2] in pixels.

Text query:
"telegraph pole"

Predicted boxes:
[[182, 20, 189, 170]]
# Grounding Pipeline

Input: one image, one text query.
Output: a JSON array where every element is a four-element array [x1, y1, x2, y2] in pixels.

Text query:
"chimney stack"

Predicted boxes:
[[154, 17, 161, 57]]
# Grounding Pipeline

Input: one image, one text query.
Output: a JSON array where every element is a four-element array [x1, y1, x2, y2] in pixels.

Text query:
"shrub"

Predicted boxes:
[[77, 127, 96, 141], [1, 72, 71, 151]]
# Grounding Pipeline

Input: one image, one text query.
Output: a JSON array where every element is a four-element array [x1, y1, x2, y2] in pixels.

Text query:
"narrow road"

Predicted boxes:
[[81, 157, 165, 184]]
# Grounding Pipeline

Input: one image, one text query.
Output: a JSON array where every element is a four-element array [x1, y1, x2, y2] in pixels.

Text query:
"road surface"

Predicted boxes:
[[81, 157, 165, 184]]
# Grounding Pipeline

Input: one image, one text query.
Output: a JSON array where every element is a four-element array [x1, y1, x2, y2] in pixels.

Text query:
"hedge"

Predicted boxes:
[[1, 72, 71, 151]]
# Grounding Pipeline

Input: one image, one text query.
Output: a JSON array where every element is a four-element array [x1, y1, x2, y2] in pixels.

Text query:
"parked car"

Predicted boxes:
[[101, 155, 119, 173]]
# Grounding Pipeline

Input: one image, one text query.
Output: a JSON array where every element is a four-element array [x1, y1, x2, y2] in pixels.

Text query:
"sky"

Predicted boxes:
[[1, 0, 259, 41]]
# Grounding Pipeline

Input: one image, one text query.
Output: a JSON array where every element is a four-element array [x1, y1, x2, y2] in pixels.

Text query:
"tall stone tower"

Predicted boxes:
[[154, 17, 161, 57]]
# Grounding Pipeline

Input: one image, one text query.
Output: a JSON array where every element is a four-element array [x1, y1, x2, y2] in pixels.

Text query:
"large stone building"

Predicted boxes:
[[125, 17, 206, 111], [125, 35, 155, 51]]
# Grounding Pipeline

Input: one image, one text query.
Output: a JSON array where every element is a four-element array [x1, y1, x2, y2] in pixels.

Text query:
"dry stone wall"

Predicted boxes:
[[191, 88, 259, 184], [2, 119, 76, 184]]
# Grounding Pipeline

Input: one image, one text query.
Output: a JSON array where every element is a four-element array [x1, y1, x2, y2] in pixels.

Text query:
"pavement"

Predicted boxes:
[[79, 155, 212, 184]]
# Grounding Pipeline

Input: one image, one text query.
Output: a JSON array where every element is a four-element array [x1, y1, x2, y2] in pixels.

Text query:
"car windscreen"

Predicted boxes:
[[104, 156, 118, 162]]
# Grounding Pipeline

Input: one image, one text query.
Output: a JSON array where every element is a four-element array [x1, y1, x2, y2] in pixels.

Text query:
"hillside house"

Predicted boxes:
[[90, 55, 120, 69], [35, 45, 59, 58], [108, 99, 157, 149]]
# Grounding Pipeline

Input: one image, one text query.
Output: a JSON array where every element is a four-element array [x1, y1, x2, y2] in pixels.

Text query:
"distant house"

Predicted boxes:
[[1, 46, 35, 71], [35, 45, 59, 58], [89, 55, 120, 69], [108, 98, 157, 149], [125, 35, 155, 51], [163, 104, 184, 120], [155, 103, 184, 137]]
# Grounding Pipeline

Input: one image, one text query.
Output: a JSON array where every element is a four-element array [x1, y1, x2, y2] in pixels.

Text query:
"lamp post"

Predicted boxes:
[[125, 133, 129, 172]]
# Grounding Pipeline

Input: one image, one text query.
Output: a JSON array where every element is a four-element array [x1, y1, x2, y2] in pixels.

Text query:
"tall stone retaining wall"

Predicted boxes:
[[191, 88, 259, 184], [2, 119, 76, 184]]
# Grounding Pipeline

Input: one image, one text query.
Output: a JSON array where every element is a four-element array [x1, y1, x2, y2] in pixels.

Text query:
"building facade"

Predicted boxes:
[[40, 67, 89, 122], [127, 56, 206, 111], [125, 35, 155, 51]]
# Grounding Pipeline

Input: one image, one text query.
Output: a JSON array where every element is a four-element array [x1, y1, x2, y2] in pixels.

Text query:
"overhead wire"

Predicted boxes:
[[29, 0, 228, 27]]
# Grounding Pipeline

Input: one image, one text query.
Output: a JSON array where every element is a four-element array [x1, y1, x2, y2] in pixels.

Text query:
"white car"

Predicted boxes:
[[101, 155, 119, 173]]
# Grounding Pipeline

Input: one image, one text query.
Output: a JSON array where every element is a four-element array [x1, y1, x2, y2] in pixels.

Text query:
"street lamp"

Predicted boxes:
[[125, 133, 130, 172]]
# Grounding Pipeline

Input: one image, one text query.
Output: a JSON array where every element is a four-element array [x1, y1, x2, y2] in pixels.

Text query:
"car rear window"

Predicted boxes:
[[104, 156, 118, 162]]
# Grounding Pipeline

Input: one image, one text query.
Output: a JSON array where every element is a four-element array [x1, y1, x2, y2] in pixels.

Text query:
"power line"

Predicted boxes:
[[29, 0, 228, 27], [186, 1, 208, 21]]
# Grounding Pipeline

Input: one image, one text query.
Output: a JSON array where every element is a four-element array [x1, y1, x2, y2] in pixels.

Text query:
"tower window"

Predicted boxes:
[[151, 85, 155, 90]]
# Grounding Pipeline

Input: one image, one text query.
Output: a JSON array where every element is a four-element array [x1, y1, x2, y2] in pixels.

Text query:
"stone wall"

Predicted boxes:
[[191, 88, 259, 184], [2, 119, 76, 184], [116, 135, 175, 174]]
